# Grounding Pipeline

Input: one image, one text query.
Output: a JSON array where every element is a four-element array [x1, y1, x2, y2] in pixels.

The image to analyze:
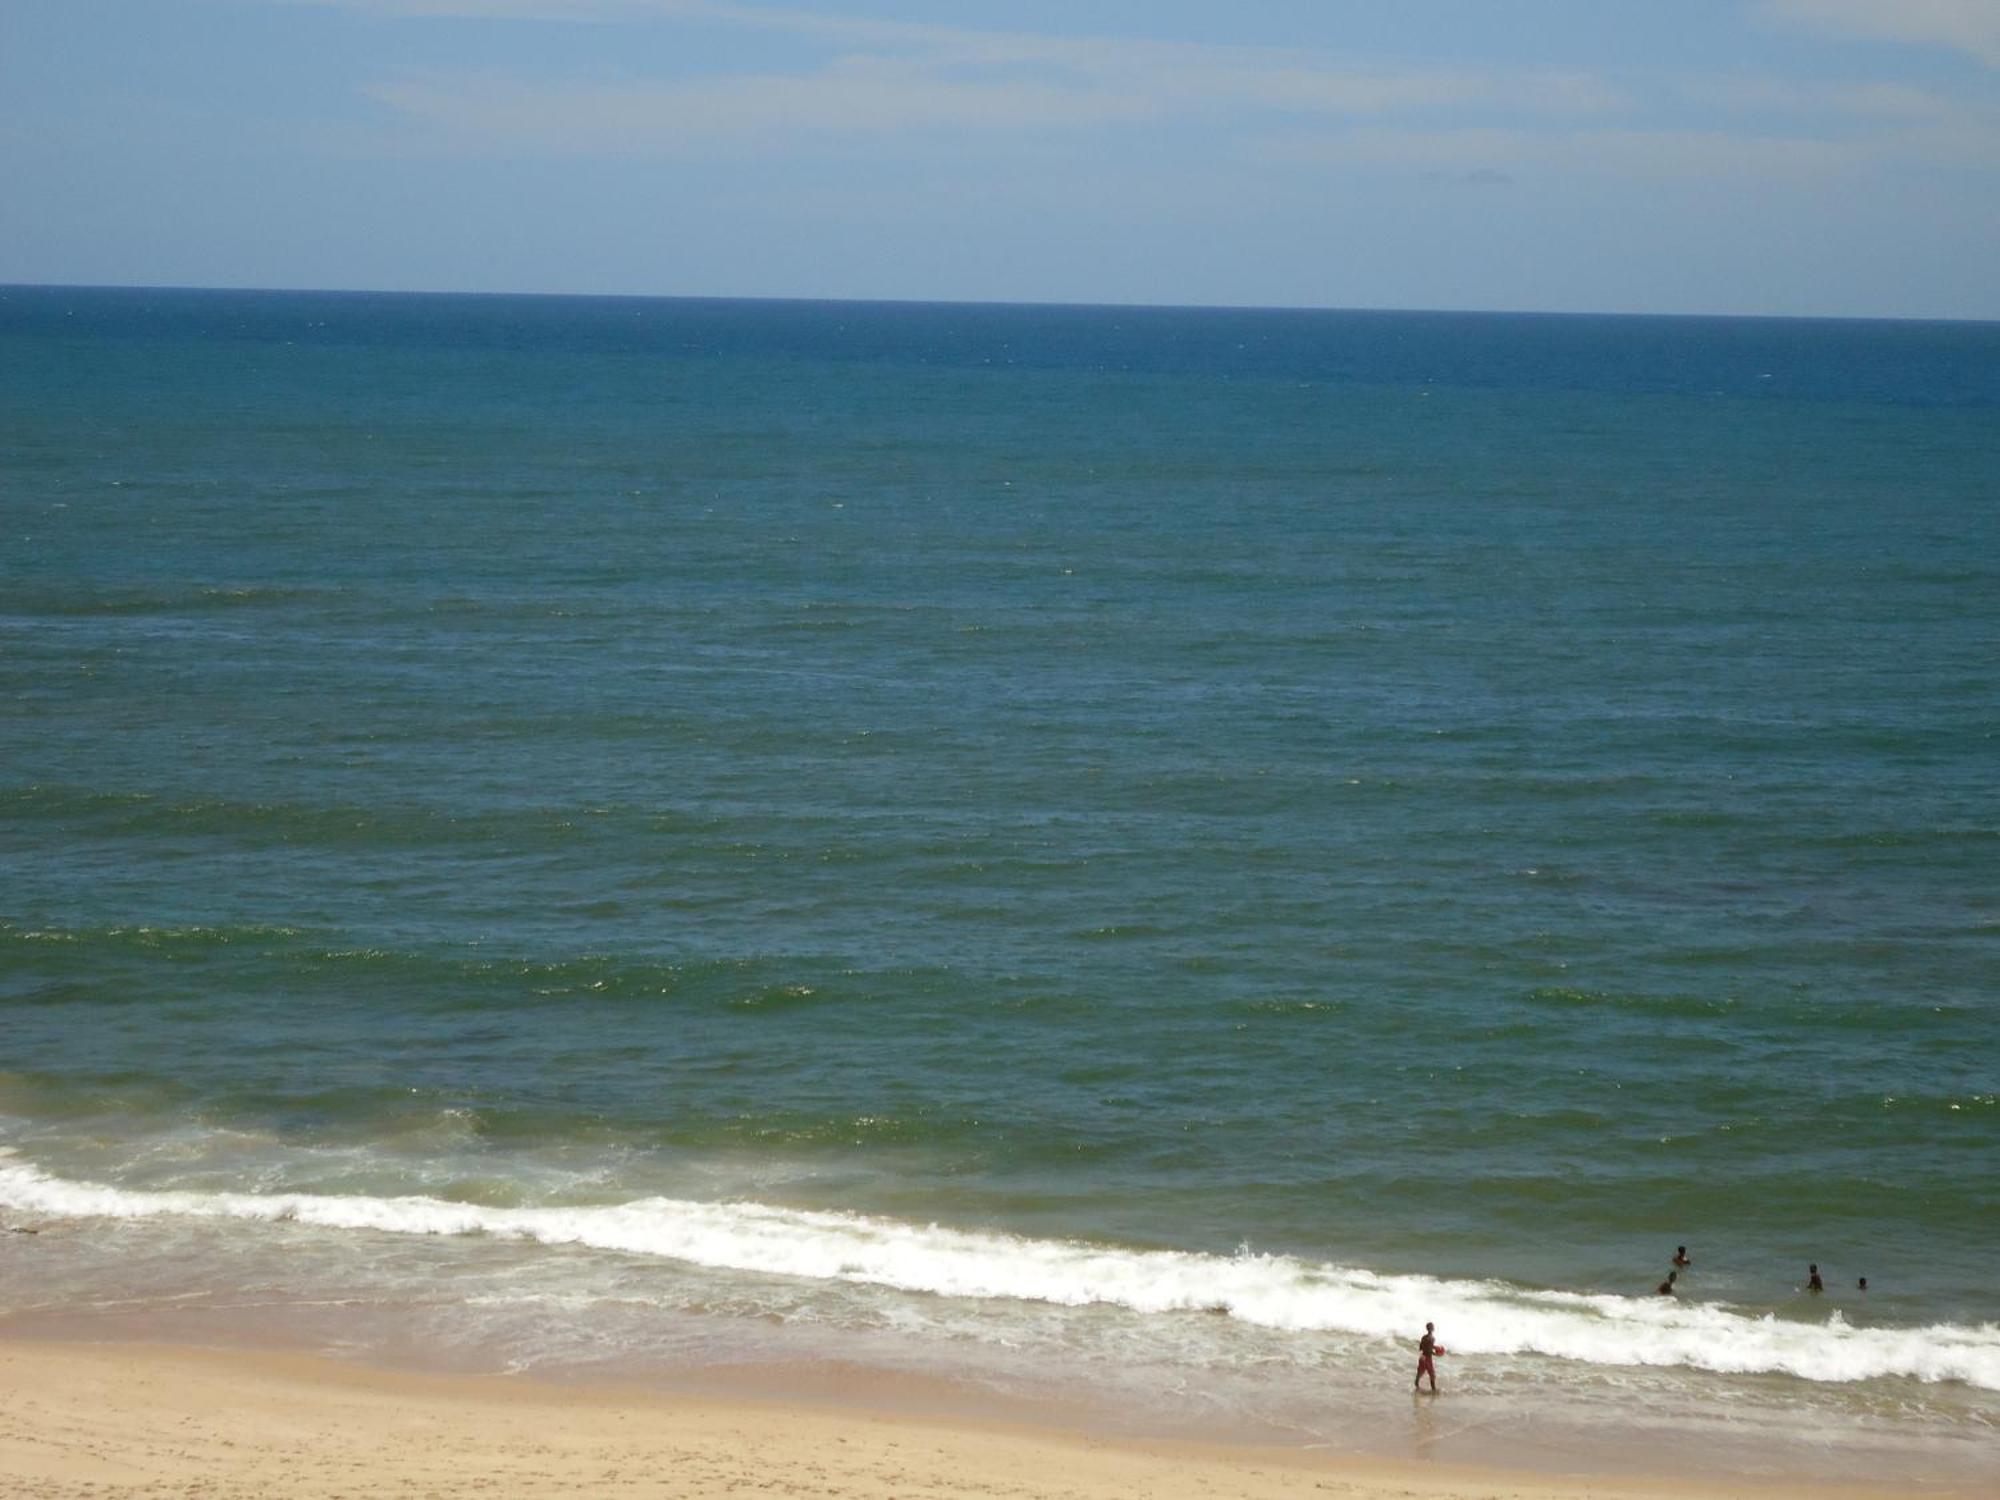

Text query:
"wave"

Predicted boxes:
[[0, 926, 900, 1021], [3, 1152, 1994, 1391], [0, 786, 585, 851], [0, 584, 329, 617], [1520, 986, 1739, 1019]]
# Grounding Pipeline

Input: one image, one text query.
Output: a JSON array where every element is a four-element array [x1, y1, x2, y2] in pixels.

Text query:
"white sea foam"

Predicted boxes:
[[3, 1151, 1995, 1390]]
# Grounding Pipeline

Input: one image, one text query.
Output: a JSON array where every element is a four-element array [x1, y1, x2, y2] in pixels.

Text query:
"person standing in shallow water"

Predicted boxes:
[[1414, 1322, 1443, 1392], [1807, 1264, 1824, 1293]]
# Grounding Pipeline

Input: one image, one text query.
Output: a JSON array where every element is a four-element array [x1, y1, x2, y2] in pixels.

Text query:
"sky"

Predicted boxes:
[[2, 0, 1996, 317]]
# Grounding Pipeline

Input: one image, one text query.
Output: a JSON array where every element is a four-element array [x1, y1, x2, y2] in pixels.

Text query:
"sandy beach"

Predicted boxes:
[[0, 1339, 1963, 1500]]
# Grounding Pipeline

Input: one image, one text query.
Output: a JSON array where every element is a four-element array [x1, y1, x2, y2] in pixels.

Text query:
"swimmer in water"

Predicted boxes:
[[1657, 1271, 1678, 1295], [1807, 1264, 1824, 1293], [1672, 1246, 1691, 1268]]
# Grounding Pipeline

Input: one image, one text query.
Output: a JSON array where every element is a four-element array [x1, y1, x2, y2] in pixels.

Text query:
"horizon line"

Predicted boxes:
[[2, 280, 1993, 330]]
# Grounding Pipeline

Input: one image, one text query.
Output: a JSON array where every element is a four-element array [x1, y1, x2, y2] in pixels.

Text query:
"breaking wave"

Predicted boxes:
[[3, 1151, 1994, 1390]]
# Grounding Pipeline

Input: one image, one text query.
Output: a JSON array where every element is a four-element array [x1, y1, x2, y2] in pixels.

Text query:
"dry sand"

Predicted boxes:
[[0, 1340, 1954, 1500]]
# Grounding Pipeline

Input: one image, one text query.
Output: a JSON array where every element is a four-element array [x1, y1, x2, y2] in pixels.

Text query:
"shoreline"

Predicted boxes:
[[0, 1336, 1980, 1500]]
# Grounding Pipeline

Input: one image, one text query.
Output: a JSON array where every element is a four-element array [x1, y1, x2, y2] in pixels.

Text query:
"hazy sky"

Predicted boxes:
[[4, 0, 1997, 316]]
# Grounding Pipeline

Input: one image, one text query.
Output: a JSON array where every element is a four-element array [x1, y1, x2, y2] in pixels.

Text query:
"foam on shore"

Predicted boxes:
[[4, 1150, 1994, 1391]]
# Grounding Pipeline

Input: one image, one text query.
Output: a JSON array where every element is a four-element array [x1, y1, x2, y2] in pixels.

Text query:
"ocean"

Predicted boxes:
[[1, 286, 1995, 1482]]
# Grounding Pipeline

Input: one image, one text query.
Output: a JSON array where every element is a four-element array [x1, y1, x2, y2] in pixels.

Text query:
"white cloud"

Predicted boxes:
[[278, 1, 694, 15], [1684, 75, 1955, 118], [299, 0, 1629, 148], [368, 60, 1160, 146], [365, 52, 1626, 153], [1256, 125, 1868, 180], [1762, 0, 2000, 67], [299, 0, 1997, 183], [1259, 112, 2000, 186]]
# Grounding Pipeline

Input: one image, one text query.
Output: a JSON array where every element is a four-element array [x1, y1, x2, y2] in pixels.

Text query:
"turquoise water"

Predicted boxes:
[[2, 287, 1996, 1476]]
